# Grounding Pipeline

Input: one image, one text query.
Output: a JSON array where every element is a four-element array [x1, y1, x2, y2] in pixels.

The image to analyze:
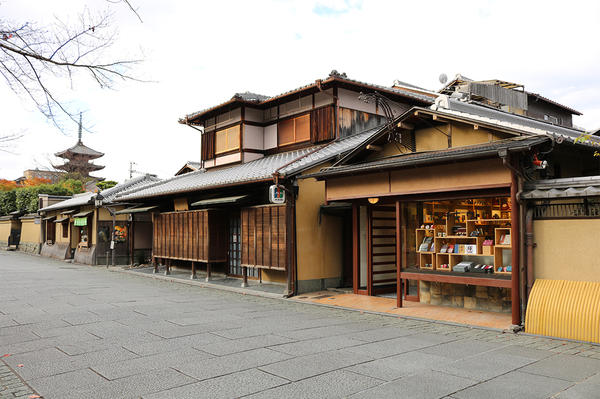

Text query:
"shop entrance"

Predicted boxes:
[[352, 193, 515, 315]]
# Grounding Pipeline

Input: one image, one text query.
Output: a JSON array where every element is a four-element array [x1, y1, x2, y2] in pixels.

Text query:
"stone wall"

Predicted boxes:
[[18, 242, 40, 254], [420, 281, 511, 313]]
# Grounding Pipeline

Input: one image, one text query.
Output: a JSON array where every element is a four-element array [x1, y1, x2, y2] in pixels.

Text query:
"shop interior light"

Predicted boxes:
[[368, 197, 379, 204]]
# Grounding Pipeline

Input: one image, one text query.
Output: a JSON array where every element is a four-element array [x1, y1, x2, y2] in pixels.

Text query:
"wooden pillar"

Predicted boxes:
[[241, 266, 248, 287], [396, 200, 402, 308], [191, 261, 196, 279], [352, 203, 359, 294], [511, 169, 521, 326], [206, 262, 211, 282], [366, 206, 373, 296], [152, 257, 158, 274]]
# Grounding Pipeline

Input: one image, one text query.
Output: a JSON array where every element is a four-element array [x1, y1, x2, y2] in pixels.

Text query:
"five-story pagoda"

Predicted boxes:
[[53, 114, 104, 179]]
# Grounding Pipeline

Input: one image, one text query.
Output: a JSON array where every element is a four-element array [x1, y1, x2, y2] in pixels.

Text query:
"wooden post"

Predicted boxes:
[[352, 203, 359, 294], [366, 206, 373, 296], [511, 169, 521, 326], [191, 261, 196, 279], [206, 262, 211, 282], [396, 200, 402, 308], [241, 266, 248, 287], [153, 257, 158, 274], [164, 258, 170, 275]]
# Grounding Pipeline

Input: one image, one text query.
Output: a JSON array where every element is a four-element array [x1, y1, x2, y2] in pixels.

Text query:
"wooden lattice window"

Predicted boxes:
[[278, 114, 310, 146]]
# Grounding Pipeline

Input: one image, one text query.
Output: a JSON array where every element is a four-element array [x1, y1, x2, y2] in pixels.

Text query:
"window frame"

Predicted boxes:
[[277, 113, 311, 147]]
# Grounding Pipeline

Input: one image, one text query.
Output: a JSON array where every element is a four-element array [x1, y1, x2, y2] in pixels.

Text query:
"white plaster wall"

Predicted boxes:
[[243, 152, 264, 163], [214, 152, 241, 167], [243, 125, 264, 150], [264, 124, 277, 149], [338, 88, 376, 114], [203, 159, 215, 168]]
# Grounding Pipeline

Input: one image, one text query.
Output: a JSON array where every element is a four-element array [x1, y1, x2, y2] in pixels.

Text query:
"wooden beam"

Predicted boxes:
[[396, 200, 402, 308], [396, 122, 414, 130], [366, 144, 383, 151], [399, 271, 512, 288]]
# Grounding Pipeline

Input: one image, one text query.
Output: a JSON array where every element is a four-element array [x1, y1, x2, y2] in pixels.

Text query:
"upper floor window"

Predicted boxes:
[[544, 114, 559, 124], [278, 114, 310, 146], [215, 125, 240, 154]]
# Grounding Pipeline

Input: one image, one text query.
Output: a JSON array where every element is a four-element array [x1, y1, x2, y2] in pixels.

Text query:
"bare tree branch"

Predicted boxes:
[[0, 2, 143, 132]]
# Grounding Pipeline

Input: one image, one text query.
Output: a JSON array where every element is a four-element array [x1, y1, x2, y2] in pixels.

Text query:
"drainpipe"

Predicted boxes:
[[525, 207, 535, 299]]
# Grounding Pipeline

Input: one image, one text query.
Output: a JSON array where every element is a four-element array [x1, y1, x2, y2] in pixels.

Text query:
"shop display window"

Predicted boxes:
[[400, 197, 513, 276]]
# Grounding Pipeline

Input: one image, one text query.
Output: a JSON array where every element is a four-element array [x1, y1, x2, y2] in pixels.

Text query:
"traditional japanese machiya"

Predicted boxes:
[[305, 89, 599, 329], [115, 71, 437, 292]]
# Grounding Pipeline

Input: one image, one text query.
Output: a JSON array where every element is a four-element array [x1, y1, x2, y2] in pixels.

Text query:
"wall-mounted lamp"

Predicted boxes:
[[368, 197, 379, 204]]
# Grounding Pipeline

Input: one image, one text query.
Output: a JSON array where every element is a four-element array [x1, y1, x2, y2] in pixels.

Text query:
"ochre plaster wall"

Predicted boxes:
[[533, 219, 600, 282], [262, 270, 287, 284], [296, 165, 343, 282], [327, 159, 510, 200], [98, 207, 129, 221], [0, 220, 11, 241], [20, 219, 40, 243], [174, 198, 189, 211]]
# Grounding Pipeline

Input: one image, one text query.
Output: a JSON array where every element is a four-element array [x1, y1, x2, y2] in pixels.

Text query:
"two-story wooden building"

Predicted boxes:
[[117, 71, 436, 293], [303, 94, 598, 329]]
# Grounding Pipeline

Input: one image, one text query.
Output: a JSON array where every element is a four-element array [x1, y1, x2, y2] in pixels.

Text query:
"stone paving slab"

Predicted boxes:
[[2, 251, 600, 399]]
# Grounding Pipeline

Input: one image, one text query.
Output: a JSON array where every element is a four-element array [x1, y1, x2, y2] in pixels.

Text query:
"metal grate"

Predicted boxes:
[[533, 201, 600, 219], [228, 214, 258, 277]]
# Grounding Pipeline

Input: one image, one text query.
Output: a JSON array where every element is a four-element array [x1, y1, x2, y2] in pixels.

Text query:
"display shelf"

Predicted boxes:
[[435, 253, 451, 272], [419, 252, 435, 270], [467, 219, 511, 223], [495, 227, 512, 246], [494, 245, 512, 275]]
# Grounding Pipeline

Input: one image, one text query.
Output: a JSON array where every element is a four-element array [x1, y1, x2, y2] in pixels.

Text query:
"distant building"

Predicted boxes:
[[15, 169, 67, 184], [52, 113, 105, 179], [441, 75, 581, 128], [175, 161, 202, 176]]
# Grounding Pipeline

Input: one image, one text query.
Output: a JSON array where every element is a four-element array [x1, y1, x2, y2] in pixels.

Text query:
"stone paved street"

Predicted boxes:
[[1, 251, 600, 399]]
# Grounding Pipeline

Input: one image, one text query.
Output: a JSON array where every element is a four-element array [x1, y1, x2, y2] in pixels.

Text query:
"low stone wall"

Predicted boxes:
[[420, 281, 511, 313], [0, 240, 7, 249], [41, 242, 70, 260], [74, 245, 96, 265], [18, 242, 40, 254]]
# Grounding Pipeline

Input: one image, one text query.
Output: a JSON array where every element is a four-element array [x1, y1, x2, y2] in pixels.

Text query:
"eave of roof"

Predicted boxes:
[[522, 176, 600, 199], [527, 92, 582, 116], [179, 75, 435, 125], [303, 136, 549, 180]]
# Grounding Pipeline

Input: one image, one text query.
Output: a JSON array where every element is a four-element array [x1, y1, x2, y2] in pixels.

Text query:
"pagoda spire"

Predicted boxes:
[[78, 112, 83, 143]]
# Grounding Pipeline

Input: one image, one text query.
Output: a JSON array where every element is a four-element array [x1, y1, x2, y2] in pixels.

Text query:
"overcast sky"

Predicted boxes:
[[2, 0, 599, 182]]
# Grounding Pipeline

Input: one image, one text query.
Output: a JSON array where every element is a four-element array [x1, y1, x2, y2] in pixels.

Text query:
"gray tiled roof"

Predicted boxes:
[[522, 176, 600, 199], [233, 92, 270, 102], [432, 98, 589, 141], [117, 127, 382, 201], [305, 136, 549, 179], [39, 192, 94, 213], [39, 174, 160, 212]]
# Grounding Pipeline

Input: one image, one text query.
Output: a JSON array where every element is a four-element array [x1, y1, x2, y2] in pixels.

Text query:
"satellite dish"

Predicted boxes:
[[439, 73, 448, 84]]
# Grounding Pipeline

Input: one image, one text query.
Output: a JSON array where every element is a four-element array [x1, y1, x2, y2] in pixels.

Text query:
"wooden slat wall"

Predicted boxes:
[[241, 205, 287, 270], [310, 105, 335, 143], [371, 206, 397, 286], [152, 210, 226, 262], [201, 131, 215, 161]]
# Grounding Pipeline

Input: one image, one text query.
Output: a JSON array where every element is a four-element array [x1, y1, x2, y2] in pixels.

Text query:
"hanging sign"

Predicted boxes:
[[269, 185, 286, 204], [74, 217, 87, 226]]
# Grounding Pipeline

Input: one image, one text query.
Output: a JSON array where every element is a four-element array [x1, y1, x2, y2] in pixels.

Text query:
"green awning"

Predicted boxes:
[[114, 206, 158, 215], [72, 210, 93, 218], [74, 217, 87, 226], [191, 195, 248, 207], [54, 217, 69, 223]]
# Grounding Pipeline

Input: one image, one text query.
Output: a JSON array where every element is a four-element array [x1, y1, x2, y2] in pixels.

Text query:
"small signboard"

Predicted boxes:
[[74, 217, 87, 226], [269, 185, 286, 204]]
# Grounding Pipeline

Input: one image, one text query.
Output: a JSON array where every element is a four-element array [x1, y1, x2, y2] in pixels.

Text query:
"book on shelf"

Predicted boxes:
[[454, 244, 459, 254], [440, 244, 448, 253], [447, 244, 454, 253], [418, 243, 430, 252], [458, 244, 466, 254], [502, 234, 511, 245], [465, 244, 477, 254]]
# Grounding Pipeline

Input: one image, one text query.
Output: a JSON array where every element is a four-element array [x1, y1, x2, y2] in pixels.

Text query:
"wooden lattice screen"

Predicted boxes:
[[241, 205, 287, 270], [153, 210, 226, 263]]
